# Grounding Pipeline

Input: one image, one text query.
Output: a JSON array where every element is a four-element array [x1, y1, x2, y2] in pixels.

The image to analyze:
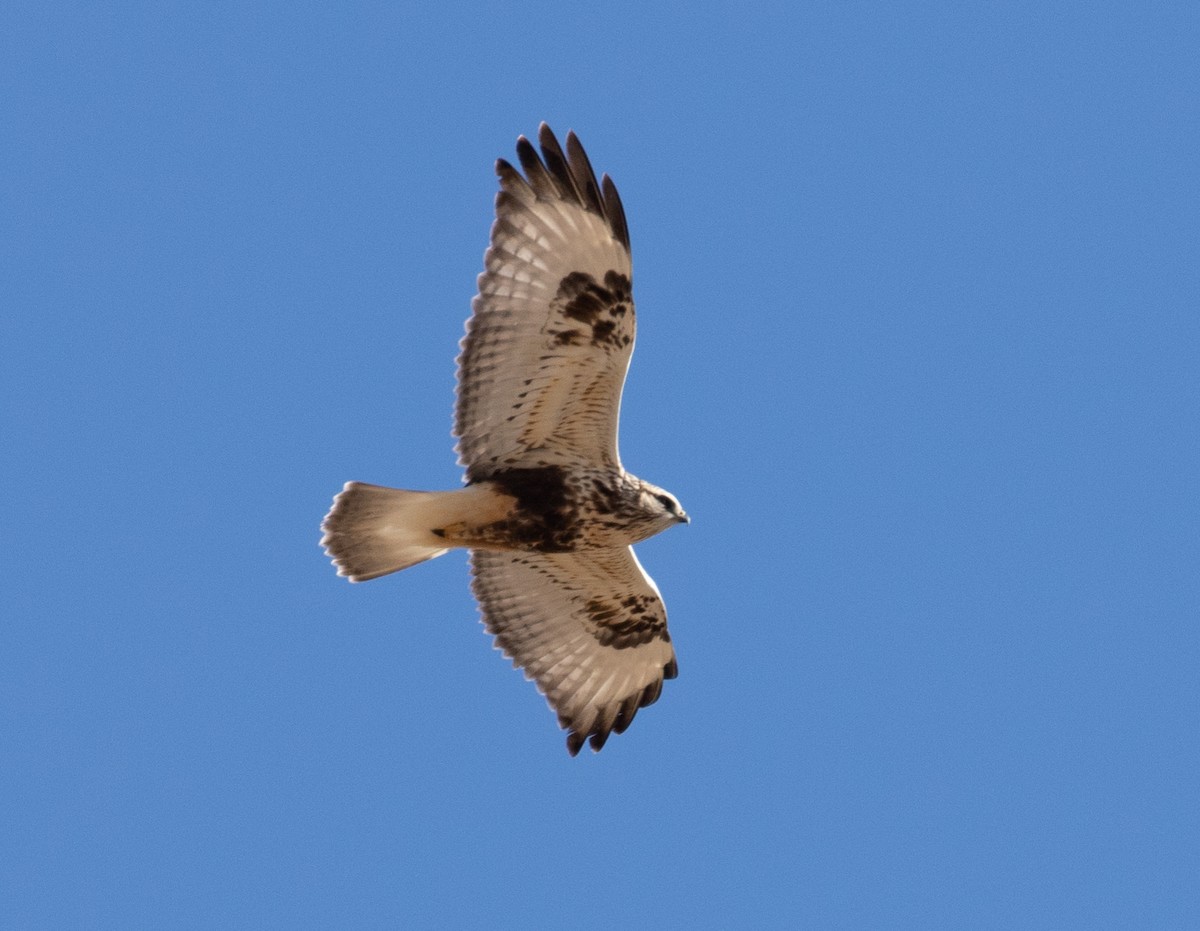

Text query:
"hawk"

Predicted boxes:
[[321, 125, 687, 755]]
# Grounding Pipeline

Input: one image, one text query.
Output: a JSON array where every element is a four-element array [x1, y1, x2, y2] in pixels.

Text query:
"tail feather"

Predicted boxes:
[[321, 482, 452, 582]]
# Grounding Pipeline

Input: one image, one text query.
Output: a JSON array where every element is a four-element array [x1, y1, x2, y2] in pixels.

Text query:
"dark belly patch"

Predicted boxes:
[[483, 465, 580, 551]]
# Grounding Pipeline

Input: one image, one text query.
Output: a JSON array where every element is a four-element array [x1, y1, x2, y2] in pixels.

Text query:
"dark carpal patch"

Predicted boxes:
[[485, 466, 580, 551], [584, 595, 670, 648], [550, 270, 633, 350]]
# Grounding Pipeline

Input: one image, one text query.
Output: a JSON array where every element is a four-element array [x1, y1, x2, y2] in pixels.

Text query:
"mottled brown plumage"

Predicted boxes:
[[322, 125, 686, 755]]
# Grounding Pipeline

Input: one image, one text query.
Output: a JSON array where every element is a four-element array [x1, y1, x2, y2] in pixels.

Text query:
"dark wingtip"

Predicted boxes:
[[564, 129, 607, 219], [507, 124, 630, 253], [639, 678, 663, 708], [535, 124, 573, 200], [514, 135, 537, 168], [600, 173, 630, 251], [615, 693, 640, 735], [566, 732, 585, 757], [664, 658, 679, 680]]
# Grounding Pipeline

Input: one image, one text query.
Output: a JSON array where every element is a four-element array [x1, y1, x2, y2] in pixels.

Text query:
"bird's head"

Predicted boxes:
[[638, 481, 689, 529]]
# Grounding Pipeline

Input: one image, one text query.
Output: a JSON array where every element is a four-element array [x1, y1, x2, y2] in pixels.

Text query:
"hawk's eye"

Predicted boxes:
[[654, 493, 675, 512]]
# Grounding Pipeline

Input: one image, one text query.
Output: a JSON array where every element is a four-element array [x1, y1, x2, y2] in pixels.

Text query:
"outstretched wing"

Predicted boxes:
[[456, 124, 635, 482], [470, 546, 678, 755]]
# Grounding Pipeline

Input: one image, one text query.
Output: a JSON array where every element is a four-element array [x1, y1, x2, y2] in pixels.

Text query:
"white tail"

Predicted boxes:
[[320, 482, 460, 581], [322, 480, 516, 582]]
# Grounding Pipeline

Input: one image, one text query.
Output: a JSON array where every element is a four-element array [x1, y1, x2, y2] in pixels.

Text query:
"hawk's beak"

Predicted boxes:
[[678, 511, 690, 525]]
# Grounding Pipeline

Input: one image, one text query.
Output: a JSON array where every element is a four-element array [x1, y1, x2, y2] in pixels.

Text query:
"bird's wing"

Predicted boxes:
[[455, 124, 635, 481], [470, 546, 677, 755]]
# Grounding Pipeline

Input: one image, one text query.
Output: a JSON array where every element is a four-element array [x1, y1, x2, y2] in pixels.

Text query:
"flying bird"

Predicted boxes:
[[321, 125, 687, 755]]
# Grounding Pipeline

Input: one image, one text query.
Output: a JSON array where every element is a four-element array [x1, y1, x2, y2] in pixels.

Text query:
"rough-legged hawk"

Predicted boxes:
[[321, 125, 687, 755]]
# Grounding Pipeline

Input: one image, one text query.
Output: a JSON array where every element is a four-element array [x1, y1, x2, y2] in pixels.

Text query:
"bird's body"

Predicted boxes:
[[322, 125, 686, 755]]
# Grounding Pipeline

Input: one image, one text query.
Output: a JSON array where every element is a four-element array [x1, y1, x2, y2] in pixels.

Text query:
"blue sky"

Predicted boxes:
[[4, 2, 1198, 927]]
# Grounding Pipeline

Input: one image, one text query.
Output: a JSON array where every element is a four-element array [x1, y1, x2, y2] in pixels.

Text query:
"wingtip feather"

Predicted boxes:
[[503, 124, 631, 253]]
